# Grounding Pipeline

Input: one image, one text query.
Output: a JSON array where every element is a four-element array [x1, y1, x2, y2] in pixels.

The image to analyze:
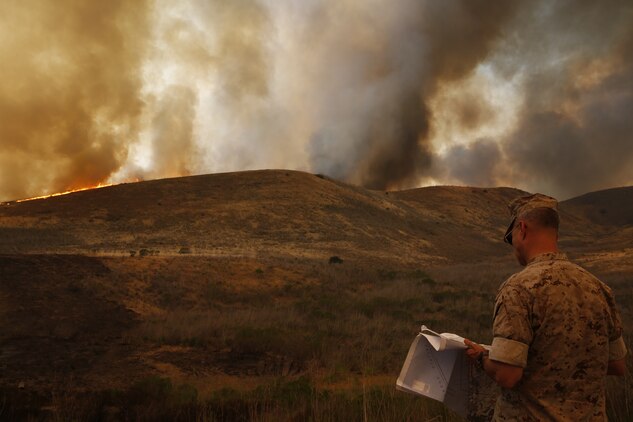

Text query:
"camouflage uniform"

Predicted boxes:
[[490, 252, 627, 421]]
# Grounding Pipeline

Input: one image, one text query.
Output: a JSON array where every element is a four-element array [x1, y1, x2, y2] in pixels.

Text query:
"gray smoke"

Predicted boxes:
[[438, 0, 633, 198], [439, 140, 503, 188], [303, 0, 520, 189], [499, 1, 633, 198], [1, 0, 632, 201]]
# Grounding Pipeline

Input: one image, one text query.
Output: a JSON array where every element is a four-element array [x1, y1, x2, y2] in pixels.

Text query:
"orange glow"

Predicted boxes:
[[16, 183, 115, 203]]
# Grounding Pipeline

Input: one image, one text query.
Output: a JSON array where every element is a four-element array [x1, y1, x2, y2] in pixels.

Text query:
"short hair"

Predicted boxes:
[[520, 207, 560, 231]]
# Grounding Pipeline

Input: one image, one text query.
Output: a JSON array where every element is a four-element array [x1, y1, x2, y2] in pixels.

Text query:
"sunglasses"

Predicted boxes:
[[504, 223, 520, 245]]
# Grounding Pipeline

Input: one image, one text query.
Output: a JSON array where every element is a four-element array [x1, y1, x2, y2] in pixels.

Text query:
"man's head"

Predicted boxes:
[[504, 193, 559, 266]]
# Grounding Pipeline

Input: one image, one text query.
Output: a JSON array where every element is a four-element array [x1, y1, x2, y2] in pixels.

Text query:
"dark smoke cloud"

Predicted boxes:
[[419, 0, 633, 198], [439, 140, 503, 188], [0, 0, 149, 200], [306, 0, 520, 190], [500, 0, 633, 198]]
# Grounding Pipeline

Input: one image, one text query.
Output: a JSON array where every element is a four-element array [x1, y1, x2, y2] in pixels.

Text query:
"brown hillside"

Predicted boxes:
[[561, 186, 633, 227], [1, 170, 630, 263], [0, 170, 516, 263], [0, 171, 631, 420]]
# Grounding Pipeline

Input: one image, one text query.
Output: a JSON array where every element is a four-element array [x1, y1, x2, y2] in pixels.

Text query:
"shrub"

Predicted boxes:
[[328, 256, 343, 264]]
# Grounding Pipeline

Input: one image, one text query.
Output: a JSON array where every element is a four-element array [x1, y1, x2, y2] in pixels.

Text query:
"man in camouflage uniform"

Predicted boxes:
[[464, 193, 627, 421]]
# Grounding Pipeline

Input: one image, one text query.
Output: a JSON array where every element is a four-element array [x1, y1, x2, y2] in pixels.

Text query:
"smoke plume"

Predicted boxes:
[[0, 0, 149, 200], [1, 0, 632, 201], [301, 0, 520, 189], [500, 1, 633, 198], [429, 0, 633, 198], [148, 85, 198, 178]]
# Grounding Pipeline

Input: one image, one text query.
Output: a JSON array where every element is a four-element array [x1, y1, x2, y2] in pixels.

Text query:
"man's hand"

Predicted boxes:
[[464, 338, 524, 389], [464, 338, 487, 362]]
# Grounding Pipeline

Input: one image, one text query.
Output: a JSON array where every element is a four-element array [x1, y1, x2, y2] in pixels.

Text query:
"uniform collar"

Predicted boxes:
[[527, 251, 567, 266]]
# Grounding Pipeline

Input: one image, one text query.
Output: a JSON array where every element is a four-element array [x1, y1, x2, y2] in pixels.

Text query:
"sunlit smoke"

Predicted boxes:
[[1, 0, 632, 201], [0, 0, 149, 201]]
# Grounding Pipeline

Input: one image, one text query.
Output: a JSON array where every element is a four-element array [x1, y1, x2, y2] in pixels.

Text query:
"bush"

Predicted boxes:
[[138, 248, 159, 257]]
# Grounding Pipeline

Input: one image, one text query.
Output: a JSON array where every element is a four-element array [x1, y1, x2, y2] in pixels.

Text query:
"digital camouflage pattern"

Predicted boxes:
[[490, 252, 626, 421], [467, 364, 500, 421]]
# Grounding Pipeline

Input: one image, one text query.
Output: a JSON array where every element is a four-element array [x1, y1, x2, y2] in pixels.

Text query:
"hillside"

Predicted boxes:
[[561, 186, 633, 227], [0, 170, 631, 420], [4, 170, 627, 263]]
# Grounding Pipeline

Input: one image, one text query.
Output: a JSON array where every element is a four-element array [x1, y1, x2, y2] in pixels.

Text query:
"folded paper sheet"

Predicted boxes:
[[396, 325, 487, 418]]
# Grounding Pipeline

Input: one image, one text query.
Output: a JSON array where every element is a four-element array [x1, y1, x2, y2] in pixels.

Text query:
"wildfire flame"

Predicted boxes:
[[15, 183, 115, 203]]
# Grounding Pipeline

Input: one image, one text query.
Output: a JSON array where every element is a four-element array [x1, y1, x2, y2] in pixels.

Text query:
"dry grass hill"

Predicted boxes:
[[3, 170, 629, 261], [1, 170, 524, 263], [0, 170, 631, 421]]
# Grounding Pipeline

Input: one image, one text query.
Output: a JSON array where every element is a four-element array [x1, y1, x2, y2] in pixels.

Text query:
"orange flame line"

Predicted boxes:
[[15, 183, 115, 203]]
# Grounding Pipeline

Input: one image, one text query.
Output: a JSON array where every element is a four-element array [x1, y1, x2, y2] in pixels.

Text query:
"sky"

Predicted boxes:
[[1, 0, 632, 202]]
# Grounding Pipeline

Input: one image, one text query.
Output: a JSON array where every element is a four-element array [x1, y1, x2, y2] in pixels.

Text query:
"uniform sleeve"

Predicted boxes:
[[490, 280, 533, 368], [605, 287, 627, 361]]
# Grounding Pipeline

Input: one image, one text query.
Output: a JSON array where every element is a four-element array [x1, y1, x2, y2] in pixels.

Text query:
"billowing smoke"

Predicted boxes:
[[298, 0, 520, 189], [148, 85, 198, 178], [1, 0, 632, 201], [499, 1, 633, 198], [430, 0, 633, 198], [0, 0, 149, 200], [438, 140, 503, 188]]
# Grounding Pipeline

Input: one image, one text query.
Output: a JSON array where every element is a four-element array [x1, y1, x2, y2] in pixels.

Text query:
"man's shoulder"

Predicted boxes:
[[501, 253, 609, 293], [496, 272, 531, 301], [500, 263, 549, 288]]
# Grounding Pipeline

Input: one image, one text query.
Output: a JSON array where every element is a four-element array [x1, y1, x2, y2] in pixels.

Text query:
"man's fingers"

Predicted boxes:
[[464, 339, 485, 362], [464, 338, 484, 353]]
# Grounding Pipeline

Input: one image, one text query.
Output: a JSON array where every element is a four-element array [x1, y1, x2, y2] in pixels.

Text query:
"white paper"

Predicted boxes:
[[396, 325, 471, 418], [420, 325, 468, 351]]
